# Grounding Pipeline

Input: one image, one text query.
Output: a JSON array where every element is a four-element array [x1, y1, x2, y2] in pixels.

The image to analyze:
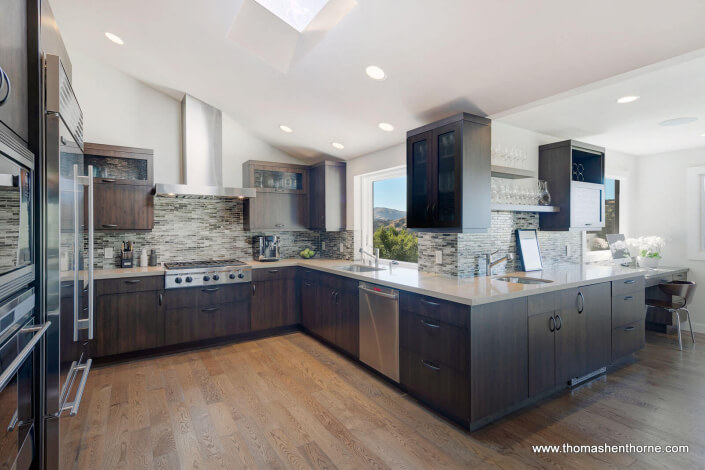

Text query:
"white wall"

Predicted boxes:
[[633, 146, 705, 332], [70, 50, 302, 185]]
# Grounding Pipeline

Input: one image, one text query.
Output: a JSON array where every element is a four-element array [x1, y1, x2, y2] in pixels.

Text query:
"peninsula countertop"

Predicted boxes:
[[73, 260, 688, 306]]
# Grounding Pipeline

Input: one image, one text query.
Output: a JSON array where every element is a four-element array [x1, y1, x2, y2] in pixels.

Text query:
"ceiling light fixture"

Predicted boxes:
[[332, 142, 344, 150], [279, 125, 293, 133], [254, 0, 331, 32], [365, 65, 386, 81], [104, 32, 124, 45], [701, 133, 705, 137], [616, 95, 639, 104], [658, 117, 699, 127], [378, 122, 394, 132]]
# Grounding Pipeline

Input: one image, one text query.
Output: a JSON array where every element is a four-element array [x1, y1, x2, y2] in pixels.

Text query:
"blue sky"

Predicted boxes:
[[374, 177, 407, 211], [605, 178, 616, 200]]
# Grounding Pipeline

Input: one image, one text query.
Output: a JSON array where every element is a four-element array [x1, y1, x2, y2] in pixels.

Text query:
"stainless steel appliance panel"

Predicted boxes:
[[358, 282, 399, 383]]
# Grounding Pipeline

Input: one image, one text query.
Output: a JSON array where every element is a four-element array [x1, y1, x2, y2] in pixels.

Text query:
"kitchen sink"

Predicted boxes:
[[337, 264, 386, 273], [494, 276, 553, 285]]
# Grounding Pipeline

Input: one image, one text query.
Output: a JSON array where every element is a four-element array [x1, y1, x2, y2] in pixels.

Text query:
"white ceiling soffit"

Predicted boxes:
[[495, 49, 705, 156], [228, 0, 357, 73]]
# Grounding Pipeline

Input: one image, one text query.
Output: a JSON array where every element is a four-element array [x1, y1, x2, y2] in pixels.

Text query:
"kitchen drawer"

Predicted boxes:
[[400, 292, 468, 328], [252, 266, 297, 282], [164, 302, 251, 345], [673, 271, 688, 281], [612, 320, 645, 361], [400, 348, 469, 424], [319, 272, 358, 293], [612, 276, 645, 296], [299, 267, 320, 283], [528, 291, 559, 316], [612, 290, 646, 328], [400, 311, 467, 372], [165, 284, 249, 308], [96, 276, 164, 295]]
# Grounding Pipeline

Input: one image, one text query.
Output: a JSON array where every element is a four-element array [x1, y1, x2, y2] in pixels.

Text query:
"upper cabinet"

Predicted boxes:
[[406, 113, 491, 233], [538, 140, 605, 231], [0, 0, 29, 144], [84, 143, 155, 231], [309, 161, 346, 231], [243, 160, 310, 231]]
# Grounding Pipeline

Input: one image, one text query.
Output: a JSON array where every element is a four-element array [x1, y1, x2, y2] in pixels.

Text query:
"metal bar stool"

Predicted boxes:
[[646, 280, 697, 350]]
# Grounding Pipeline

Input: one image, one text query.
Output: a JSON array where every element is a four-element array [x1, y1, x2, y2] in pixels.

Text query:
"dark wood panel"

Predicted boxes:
[[527, 291, 560, 316], [612, 276, 645, 296], [400, 292, 468, 327], [164, 283, 249, 309], [555, 288, 587, 384], [582, 282, 612, 373], [251, 279, 298, 331], [528, 311, 556, 397], [164, 301, 250, 345], [334, 288, 358, 358], [96, 276, 164, 296], [470, 297, 528, 422], [0, 0, 29, 143], [400, 310, 467, 371], [612, 290, 646, 328], [612, 320, 645, 361], [300, 277, 321, 334], [252, 266, 297, 282], [92, 182, 154, 231], [309, 163, 325, 229]]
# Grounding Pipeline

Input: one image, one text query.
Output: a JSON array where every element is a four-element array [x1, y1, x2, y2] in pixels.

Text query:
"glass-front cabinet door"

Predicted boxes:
[[433, 122, 462, 227], [250, 164, 307, 194], [407, 131, 433, 228]]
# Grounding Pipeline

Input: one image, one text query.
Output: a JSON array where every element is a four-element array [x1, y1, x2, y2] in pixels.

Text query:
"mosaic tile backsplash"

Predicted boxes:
[[417, 211, 582, 277], [84, 197, 354, 268]]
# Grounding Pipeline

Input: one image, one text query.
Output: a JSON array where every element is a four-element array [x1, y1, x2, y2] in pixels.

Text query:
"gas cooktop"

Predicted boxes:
[[163, 259, 248, 270], [164, 259, 251, 289]]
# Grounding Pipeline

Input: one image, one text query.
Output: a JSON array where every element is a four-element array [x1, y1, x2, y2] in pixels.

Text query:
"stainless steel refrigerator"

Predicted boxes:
[[41, 53, 95, 470]]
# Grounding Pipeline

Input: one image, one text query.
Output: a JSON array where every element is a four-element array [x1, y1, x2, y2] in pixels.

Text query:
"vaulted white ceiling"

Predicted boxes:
[[50, 0, 705, 160]]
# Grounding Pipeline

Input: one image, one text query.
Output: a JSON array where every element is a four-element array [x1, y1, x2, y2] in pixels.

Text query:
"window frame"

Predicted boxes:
[[583, 174, 626, 263]]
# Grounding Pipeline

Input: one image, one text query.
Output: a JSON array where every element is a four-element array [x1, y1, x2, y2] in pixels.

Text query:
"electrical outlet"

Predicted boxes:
[[435, 250, 443, 265], [104, 247, 114, 259], [566, 244, 572, 257], [322, 241, 326, 250], [339, 242, 344, 253]]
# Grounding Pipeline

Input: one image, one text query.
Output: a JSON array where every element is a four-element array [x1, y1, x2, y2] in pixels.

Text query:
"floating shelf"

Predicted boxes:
[[491, 204, 560, 213], [491, 165, 538, 179]]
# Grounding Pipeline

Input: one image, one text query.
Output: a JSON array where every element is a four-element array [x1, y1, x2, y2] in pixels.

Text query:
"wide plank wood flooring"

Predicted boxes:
[[62, 331, 705, 469]]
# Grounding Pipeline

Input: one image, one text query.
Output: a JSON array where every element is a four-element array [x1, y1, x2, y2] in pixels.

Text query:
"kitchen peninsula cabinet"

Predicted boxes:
[[406, 112, 491, 233], [251, 267, 298, 330]]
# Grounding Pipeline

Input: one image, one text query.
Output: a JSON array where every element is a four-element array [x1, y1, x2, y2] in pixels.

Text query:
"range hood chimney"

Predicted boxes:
[[155, 95, 256, 199]]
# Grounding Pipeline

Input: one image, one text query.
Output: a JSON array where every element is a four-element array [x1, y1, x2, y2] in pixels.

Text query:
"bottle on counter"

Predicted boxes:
[[149, 249, 158, 266], [140, 248, 148, 267]]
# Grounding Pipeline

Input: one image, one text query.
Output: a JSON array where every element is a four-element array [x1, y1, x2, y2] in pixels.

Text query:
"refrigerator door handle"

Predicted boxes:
[[73, 164, 80, 341], [76, 166, 95, 340], [0, 321, 51, 391], [59, 358, 92, 417]]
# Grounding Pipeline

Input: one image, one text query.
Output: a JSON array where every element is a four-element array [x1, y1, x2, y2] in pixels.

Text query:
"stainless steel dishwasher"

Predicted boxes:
[[358, 282, 399, 383]]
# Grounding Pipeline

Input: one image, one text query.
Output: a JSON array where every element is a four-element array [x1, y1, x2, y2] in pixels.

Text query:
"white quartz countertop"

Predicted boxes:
[[81, 260, 688, 306]]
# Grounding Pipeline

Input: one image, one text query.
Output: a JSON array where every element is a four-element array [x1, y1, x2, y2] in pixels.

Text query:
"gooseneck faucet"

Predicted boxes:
[[359, 247, 380, 269], [485, 250, 513, 276]]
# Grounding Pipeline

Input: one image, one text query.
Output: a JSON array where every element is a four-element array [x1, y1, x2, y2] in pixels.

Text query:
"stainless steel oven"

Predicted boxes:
[[0, 138, 34, 302], [0, 288, 48, 470]]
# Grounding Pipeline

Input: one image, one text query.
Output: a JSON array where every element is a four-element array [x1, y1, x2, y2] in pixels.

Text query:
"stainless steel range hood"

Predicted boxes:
[[155, 95, 256, 199]]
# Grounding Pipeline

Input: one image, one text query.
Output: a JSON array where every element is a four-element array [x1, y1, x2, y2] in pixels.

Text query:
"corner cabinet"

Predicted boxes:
[[406, 113, 491, 233], [309, 161, 346, 231], [538, 140, 605, 231]]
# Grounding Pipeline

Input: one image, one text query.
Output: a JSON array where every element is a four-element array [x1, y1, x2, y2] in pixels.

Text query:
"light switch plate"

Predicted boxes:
[[435, 250, 443, 265], [104, 247, 114, 259], [566, 244, 572, 257]]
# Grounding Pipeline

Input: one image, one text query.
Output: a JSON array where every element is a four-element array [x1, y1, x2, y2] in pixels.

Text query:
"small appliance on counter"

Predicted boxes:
[[257, 235, 281, 261], [121, 241, 134, 268], [149, 249, 158, 266]]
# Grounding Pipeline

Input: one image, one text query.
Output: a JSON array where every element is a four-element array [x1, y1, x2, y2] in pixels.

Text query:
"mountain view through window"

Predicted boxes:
[[373, 177, 418, 263]]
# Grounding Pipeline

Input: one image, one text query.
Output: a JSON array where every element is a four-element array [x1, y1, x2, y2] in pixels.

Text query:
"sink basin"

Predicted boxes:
[[494, 276, 553, 285], [337, 264, 385, 273]]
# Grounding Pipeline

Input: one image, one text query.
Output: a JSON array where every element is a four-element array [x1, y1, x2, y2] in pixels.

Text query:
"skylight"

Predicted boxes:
[[255, 0, 331, 32]]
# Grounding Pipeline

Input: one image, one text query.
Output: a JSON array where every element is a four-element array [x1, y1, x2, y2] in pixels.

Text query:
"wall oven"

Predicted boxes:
[[0, 288, 49, 470], [0, 136, 34, 302]]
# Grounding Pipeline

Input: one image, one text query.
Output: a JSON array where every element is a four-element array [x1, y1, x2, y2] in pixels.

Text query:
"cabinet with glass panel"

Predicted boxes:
[[406, 113, 491, 232]]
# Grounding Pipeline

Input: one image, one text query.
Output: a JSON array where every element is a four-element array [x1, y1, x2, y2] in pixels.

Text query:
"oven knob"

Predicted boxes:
[[229, 273, 236, 279], [238, 272, 245, 279], [175, 277, 183, 284], [185, 276, 193, 283], [213, 274, 220, 281], [203, 275, 210, 281]]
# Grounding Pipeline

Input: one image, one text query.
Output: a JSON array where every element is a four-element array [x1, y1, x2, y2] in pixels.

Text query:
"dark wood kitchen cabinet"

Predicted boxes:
[[0, 0, 29, 144], [406, 113, 491, 233], [251, 267, 298, 330], [539, 140, 606, 230], [93, 276, 165, 357], [309, 161, 346, 231], [612, 276, 646, 360], [84, 143, 155, 231]]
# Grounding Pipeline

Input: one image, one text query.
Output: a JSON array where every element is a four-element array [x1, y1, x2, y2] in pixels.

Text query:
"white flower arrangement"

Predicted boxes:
[[625, 236, 666, 267]]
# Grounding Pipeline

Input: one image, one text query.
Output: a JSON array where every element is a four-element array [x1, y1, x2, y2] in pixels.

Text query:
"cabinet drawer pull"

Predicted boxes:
[[421, 319, 441, 329], [124, 280, 141, 285], [101, 178, 116, 183], [158, 294, 163, 306], [201, 307, 219, 313], [202, 287, 219, 292], [624, 279, 636, 284], [577, 291, 584, 314], [555, 314, 562, 331], [275, 224, 285, 228], [623, 325, 636, 332], [549, 315, 556, 332], [252, 284, 256, 296], [624, 296, 634, 301], [421, 360, 441, 371], [420, 299, 440, 307], [101, 224, 118, 228], [268, 269, 280, 273], [304, 281, 312, 287]]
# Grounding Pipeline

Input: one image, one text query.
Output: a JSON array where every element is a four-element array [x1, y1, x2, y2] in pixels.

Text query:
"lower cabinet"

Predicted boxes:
[[251, 268, 298, 330], [612, 277, 646, 360]]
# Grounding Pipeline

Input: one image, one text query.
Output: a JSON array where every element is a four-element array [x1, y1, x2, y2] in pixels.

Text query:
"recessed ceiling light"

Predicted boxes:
[[279, 125, 293, 133], [332, 142, 344, 150], [378, 122, 394, 132], [365, 65, 386, 81], [104, 32, 124, 45], [254, 0, 331, 33], [659, 117, 699, 127], [701, 133, 705, 137], [617, 95, 639, 104]]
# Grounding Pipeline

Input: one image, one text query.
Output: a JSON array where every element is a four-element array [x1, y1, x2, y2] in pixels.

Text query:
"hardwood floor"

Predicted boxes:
[[62, 331, 705, 469]]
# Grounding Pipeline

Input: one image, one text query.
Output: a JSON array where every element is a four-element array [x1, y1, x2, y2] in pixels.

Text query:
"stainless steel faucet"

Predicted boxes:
[[359, 247, 380, 269], [485, 250, 513, 276]]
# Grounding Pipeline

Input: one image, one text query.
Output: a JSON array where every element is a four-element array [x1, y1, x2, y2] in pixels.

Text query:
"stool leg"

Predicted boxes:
[[684, 308, 695, 344], [674, 309, 683, 351]]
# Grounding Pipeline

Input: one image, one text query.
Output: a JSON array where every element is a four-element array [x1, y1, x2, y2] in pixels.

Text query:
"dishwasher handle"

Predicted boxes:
[[359, 285, 398, 300]]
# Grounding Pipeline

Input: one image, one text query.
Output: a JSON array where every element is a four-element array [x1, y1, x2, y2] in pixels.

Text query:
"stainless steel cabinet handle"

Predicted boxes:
[[101, 224, 118, 228], [420, 299, 440, 307], [7, 410, 18, 432], [0, 68, 10, 107], [158, 293, 163, 306], [124, 279, 141, 284], [0, 322, 51, 391], [101, 178, 116, 183], [421, 320, 440, 329], [252, 284, 256, 296], [577, 291, 584, 314], [555, 314, 562, 331], [201, 307, 219, 313], [624, 279, 635, 284], [623, 326, 636, 331], [421, 360, 440, 371], [202, 287, 219, 292], [304, 281, 312, 287], [268, 269, 280, 273], [275, 224, 284, 228], [624, 296, 634, 301], [60, 358, 92, 417], [549, 315, 556, 332]]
